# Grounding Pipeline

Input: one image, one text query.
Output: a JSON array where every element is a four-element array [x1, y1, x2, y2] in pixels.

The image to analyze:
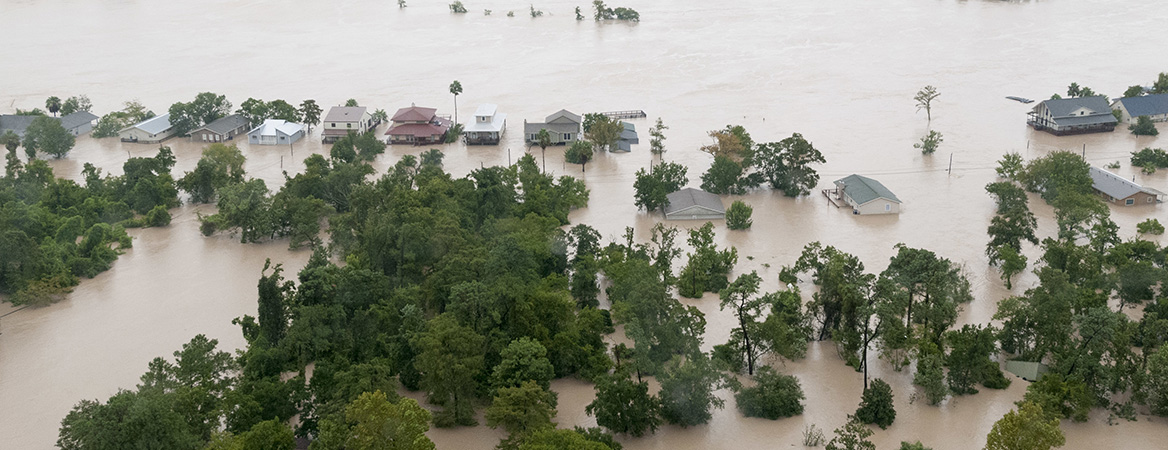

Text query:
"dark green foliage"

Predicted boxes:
[[725, 200, 752, 230], [700, 155, 757, 195], [1018, 151, 1094, 204], [238, 420, 295, 450], [658, 355, 725, 427], [985, 181, 1038, 265], [1130, 147, 1168, 172], [518, 428, 619, 450], [734, 366, 805, 419], [22, 116, 75, 158], [677, 222, 738, 298], [1138, 218, 1165, 235], [719, 271, 764, 374], [782, 242, 872, 361], [1021, 373, 1092, 422], [944, 324, 1009, 395], [855, 378, 895, 429], [592, 1, 638, 22], [177, 143, 247, 204], [825, 416, 875, 450], [585, 373, 660, 436], [1147, 347, 1168, 416], [913, 340, 947, 405], [416, 314, 485, 427], [169, 92, 232, 136], [491, 337, 556, 394], [633, 161, 687, 212], [145, 205, 171, 227], [92, 101, 154, 138], [485, 380, 558, 437], [1129, 115, 1159, 136], [565, 140, 594, 170], [899, 442, 932, 450], [753, 132, 826, 196]]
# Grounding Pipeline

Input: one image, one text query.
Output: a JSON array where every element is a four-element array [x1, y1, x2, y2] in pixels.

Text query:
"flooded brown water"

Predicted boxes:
[[2, 0, 1166, 448]]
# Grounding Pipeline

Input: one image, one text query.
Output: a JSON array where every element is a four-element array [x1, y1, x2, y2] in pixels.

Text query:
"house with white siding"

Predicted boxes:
[[1110, 94, 1168, 123], [321, 106, 374, 143], [248, 119, 305, 146], [834, 174, 901, 215], [463, 104, 506, 145], [1027, 96, 1117, 135], [119, 114, 176, 143]]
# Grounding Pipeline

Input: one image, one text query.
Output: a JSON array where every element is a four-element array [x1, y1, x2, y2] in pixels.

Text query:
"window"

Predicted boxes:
[[331, 123, 336, 127], [563, 133, 571, 140], [1125, 198, 1135, 205], [280, 136, 286, 140], [885, 203, 891, 211], [1149, 197, 1155, 203], [347, 123, 352, 129], [201, 134, 207, 141]]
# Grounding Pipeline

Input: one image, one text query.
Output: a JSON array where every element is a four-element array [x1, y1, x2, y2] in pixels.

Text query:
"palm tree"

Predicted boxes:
[[537, 128, 551, 172], [45, 96, 61, 117], [449, 80, 463, 125]]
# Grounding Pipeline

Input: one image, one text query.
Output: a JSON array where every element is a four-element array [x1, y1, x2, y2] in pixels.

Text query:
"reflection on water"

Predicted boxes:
[[1, 0, 1165, 448]]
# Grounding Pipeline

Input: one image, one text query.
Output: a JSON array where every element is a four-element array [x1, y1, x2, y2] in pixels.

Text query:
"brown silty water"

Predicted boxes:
[[1, 0, 1166, 448]]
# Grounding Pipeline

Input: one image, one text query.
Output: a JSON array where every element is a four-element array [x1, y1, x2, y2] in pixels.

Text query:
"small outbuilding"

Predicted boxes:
[[1005, 360, 1049, 382], [1089, 167, 1163, 206], [119, 113, 176, 143], [463, 104, 507, 145], [664, 188, 725, 220], [1110, 93, 1168, 123], [190, 114, 249, 143], [1027, 96, 1117, 135], [834, 174, 901, 215], [614, 121, 638, 152], [248, 119, 305, 146]]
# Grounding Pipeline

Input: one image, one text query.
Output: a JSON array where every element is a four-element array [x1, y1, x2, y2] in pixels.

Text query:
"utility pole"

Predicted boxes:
[[947, 153, 953, 175]]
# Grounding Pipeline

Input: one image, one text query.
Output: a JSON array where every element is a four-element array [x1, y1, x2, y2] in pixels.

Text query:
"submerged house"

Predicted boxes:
[[1110, 93, 1168, 123], [463, 104, 506, 145], [190, 114, 248, 143], [614, 121, 639, 152], [248, 119, 305, 146], [385, 106, 451, 145], [833, 174, 901, 215], [0, 111, 98, 137], [524, 110, 581, 145], [1027, 96, 1117, 135], [664, 188, 725, 220], [1088, 167, 1163, 206], [119, 113, 175, 143], [321, 106, 374, 143]]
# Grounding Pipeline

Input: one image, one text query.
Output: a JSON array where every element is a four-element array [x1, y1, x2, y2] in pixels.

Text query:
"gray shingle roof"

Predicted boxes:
[[0, 115, 37, 136], [59, 111, 98, 131], [1089, 166, 1153, 199], [664, 188, 725, 215], [546, 109, 581, 124], [123, 113, 173, 135], [324, 106, 368, 123], [194, 114, 248, 135], [1041, 96, 1112, 117], [835, 174, 901, 205], [1115, 94, 1168, 118]]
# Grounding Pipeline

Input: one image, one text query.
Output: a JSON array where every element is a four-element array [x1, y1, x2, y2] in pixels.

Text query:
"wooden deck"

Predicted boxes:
[[822, 189, 843, 208], [598, 110, 647, 119]]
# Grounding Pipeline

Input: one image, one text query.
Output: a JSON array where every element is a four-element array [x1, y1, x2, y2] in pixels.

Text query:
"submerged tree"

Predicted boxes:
[[984, 402, 1064, 450], [914, 85, 940, 121], [914, 130, 943, 154], [753, 132, 826, 197]]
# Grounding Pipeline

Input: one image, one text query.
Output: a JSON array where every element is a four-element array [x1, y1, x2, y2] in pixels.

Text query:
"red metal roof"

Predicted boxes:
[[386, 122, 449, 138], [392, 106, 437, 123]]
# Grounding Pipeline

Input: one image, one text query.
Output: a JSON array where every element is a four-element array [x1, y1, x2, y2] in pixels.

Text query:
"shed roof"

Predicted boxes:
[[1114, 94, 1168, 118], [249, 119, 304, 137], [392, 106, 437, 123], [1089, 166, 1154, 199], [474, 104, 498, 118], [123, 113, 173, 135], [59, 111, 98, 131], [194, 114, 248, 135], [835, 174, 901, 205], [664, 188, 725, 215], [324, 106, 368, 123]]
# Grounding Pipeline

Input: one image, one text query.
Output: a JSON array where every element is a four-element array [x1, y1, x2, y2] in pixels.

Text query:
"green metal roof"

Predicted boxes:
[[834, 174, 900, 205]]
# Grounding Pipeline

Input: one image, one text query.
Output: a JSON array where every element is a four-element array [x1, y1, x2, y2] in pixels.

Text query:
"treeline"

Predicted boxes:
[[0, 147, 178, 306]]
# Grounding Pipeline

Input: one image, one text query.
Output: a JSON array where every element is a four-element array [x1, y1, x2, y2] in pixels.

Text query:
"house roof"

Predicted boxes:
[[474, 104, 498, 118], [1089, 166, 1156, 199], [392, 106, 437, 123], [546, 109, 581, 124], [59, 111, 98, 131], [1039, 96, 1112, 117], [664, 188, 725, 215], [123, 113, 173, 134], [249, 119, 304, 137], [1114, 94, 1168, 118], [620, 121, 637, 141], [0, 114, 37, 136], [464, 112, 507, 133], [835, 174, 901, 205], [524, 122, 579, 135], [194, 114, 248, 135], [324, 106, 368, 123]]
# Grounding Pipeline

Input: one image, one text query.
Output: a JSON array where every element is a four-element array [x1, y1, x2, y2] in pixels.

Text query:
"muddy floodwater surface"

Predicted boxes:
[[2, 0, 1167, 448]]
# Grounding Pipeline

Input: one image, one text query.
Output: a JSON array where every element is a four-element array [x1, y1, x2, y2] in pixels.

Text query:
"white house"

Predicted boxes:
[[119, 114, 176, 143], [1026, 96, 1117, 135], [834, 174, 901, 215], [463, 104, 507, 145], [248, 119, 305, 146], [321, 106, 374, 143]]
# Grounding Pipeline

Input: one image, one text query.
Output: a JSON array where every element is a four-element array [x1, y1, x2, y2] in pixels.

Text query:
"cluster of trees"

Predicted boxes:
[[693, 125, 826, 197], [1131, 147, 1168, 173], [92, 100, 155, 138], [592, 1, 638, 22], [18, 116, 76, 159], [237, 97, 323, 131], [166, 93, 326, 137], [0, 147, 178, 305], [1129, 115, 1159, 136], [168, 92, 234, 136], [1052, 82, 1107, 101], [43, 95, 92, 117], [1122, 72, 1168, 97], [984, 150, 1168, 425]]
